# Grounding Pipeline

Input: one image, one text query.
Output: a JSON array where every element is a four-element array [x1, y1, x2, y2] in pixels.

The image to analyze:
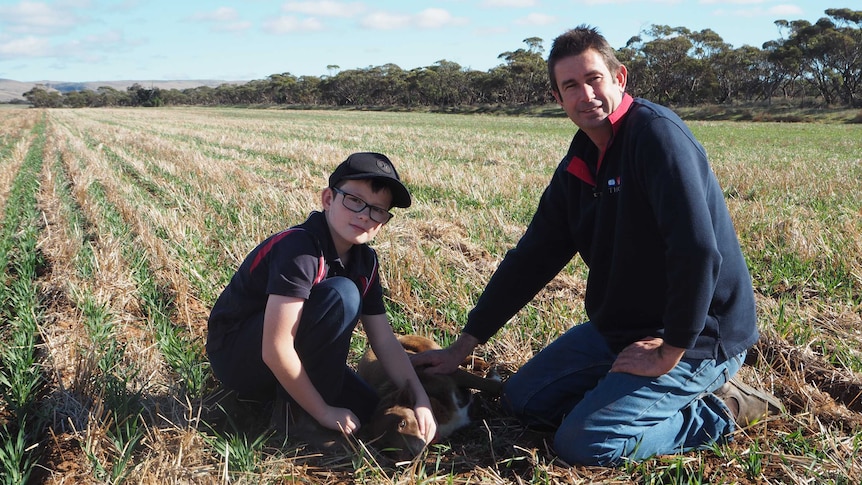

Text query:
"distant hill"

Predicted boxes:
[[0, 79, 243, 103]]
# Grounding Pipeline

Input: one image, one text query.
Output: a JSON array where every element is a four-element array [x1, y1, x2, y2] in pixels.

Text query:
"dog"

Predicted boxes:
[[357, 334, 502, 460]]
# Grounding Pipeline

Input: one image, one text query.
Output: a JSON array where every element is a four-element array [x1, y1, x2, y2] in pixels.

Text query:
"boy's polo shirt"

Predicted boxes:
[[207, 210, 385, 352]]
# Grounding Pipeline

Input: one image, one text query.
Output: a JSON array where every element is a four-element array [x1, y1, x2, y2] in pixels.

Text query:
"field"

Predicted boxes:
[[0, 106, 860, 484]]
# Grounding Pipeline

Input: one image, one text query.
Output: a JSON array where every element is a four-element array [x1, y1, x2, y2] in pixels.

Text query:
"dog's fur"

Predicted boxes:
[[357, 335, 501, 460]]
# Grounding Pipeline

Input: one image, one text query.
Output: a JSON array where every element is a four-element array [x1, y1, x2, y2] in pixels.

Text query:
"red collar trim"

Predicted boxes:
[[565, 93, 633, 186], [608, 93, 633, 136], [566, 155, 595, 186]]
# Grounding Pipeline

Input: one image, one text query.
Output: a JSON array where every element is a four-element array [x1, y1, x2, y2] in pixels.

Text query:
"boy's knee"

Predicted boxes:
[[312, 277, 361, 314], [316, 276, 359, 298]]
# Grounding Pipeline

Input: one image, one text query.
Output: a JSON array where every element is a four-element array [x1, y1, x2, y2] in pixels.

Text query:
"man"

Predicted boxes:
[[411, 26, 782, 466]]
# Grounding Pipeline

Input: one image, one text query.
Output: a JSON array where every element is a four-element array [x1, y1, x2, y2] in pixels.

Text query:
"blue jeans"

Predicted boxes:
[[502, 321, 743, 466], [208, 277, 379, 422]]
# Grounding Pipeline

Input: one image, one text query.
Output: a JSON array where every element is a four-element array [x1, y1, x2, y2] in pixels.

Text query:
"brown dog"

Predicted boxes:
[[357, 335, 501, 460]]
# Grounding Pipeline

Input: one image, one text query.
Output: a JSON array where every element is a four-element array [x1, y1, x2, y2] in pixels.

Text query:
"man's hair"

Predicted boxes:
[[547, 25, 622, 95]]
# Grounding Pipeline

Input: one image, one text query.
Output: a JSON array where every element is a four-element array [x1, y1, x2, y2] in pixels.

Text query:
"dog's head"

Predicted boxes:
[[361, 388, 427, 461]]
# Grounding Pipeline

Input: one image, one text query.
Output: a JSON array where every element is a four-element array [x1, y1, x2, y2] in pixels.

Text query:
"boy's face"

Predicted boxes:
[[323, 179, 393, 253]]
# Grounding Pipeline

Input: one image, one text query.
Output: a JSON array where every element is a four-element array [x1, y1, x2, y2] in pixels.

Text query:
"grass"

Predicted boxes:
[[0, 116, 48, 485], [0, 106, 859, 483]]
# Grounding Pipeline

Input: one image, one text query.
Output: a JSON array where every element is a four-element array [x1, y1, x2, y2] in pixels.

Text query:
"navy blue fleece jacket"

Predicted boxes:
[[463, 95, 758, 360]]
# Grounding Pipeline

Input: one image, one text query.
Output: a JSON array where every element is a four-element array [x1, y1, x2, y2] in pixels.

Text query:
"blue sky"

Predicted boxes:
[[0, 0, 835, 82]]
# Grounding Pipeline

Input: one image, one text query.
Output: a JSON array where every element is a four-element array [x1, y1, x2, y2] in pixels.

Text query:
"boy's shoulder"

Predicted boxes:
[[246, 223, 323, 275]]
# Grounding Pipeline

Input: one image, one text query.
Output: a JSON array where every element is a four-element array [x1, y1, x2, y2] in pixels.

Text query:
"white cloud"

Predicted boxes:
[[515, 13, 556, 26], [191, 7, 240, 22], [360, 8, 466, 30], [0, 1, 81, 35], [213, 21, 254, 33], [481, 0, 537, 7], [581, 0, 682, 4], [263, 16, 325, 34], [360, 11, 411, 29], [80, 29, 125, 45], [414, 8, 468, 29], [700, 0, 768, 4], [190, 7, 252, 33], [711, 4, 803, 18], [0, 36, 53, 59], [282, 1, 366, 17], [768, 4, 804, 16]]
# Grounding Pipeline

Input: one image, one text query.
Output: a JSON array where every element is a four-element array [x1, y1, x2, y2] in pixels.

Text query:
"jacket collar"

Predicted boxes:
[[565, 93, 634, 186]]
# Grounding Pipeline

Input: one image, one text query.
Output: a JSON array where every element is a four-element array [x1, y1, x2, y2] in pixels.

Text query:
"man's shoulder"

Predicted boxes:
[[622, 97, 692, 139], [628, 97, 684, 124]]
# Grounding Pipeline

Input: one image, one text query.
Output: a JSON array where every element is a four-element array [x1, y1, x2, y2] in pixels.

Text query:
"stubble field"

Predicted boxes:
[[0, 106, 861, 484]]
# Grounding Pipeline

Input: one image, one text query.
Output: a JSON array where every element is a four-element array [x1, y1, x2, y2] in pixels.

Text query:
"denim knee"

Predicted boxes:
[[302, 277, 361, 335], [553, 426, 630, 467], [313, 276, 361, 314], [294, 277, 362, 365]]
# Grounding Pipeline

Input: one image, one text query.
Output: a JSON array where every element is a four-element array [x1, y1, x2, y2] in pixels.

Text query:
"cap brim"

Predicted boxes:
[[341, 174, 412, 208]]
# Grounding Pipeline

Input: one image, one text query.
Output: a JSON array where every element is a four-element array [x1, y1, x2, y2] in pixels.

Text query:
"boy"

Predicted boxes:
[[207, 152, 436, 444]]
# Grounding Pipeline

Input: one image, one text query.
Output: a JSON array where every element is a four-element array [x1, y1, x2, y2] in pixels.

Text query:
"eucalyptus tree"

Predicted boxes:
[[625, 25, 698, 105], [266, 73, 299, 104], [494, 37, 550, 104], [22, 87, 63, 108], [768, 8, 862, 107], [711, 45, 769, 103], [292, 75, 323, 105], [823, 8, 862, 106]]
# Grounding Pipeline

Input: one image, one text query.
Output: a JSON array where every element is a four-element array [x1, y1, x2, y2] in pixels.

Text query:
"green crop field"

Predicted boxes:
[[0, 106, 860, 484]]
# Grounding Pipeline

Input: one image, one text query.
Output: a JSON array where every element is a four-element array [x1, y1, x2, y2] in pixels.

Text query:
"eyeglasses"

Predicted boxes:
[[331, 187, 394, 224]]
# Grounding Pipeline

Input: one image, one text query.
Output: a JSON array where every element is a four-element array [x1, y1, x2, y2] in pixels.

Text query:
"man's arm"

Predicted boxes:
[[261, 294, 360, 433]]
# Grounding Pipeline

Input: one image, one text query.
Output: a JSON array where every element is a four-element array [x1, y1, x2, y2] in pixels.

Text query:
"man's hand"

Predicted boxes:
[[410, 333, 479, 375], [610, 337, 685, 377], [315, 405, 360, 434]]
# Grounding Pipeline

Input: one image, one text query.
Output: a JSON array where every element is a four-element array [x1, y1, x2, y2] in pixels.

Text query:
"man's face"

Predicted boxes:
[[552, 49, 627, 139]]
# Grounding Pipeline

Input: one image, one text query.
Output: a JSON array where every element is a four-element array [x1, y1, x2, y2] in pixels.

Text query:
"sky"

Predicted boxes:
[[0, 0, 840, 83]]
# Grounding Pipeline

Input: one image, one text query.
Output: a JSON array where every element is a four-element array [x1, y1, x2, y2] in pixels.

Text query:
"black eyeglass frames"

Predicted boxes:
[[331, 187, 394, 224]]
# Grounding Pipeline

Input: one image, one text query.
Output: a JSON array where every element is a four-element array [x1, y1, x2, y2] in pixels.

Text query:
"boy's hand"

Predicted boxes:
[[413, 404, 437, 444], [316, 406, 360, 434]]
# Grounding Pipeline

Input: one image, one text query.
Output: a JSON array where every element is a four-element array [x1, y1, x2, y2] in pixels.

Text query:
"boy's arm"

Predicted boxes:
[[362, 314, 437, 444], [261, 294, 360, 434]]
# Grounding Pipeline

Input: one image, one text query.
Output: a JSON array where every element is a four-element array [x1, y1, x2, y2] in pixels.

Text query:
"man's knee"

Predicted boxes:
[[553, 427, 631, 467], [500, 377, 562, 430]]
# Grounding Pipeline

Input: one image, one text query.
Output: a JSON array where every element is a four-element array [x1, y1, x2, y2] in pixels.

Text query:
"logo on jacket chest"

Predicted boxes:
[[593, 176, 622, 198]]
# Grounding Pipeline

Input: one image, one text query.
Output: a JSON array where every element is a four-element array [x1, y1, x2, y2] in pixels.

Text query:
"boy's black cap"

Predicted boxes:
[[329, 152, 412, 208]]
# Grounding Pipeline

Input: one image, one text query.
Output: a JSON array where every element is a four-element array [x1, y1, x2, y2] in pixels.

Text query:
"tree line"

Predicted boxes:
[[23, 8, 862, 109]]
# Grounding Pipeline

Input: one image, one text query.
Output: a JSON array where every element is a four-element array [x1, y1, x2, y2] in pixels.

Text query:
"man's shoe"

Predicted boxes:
[[715, 377, 784, 427]]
